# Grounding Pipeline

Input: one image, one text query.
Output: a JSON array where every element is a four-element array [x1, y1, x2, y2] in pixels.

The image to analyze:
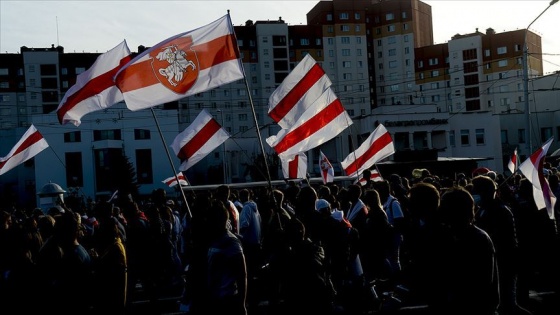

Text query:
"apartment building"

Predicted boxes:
[[1, 0, 559, 207]]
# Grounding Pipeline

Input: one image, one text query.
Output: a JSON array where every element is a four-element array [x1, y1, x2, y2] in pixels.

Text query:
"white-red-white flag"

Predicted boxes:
[[355, 169, 383, 186], [341, 124, 395, 178], [56, 40, 132, 126], [518, 138, 556, 219], [171, 109, 230, 171], [115, 14, 243, 111], [507, 147, 518, 174], [0, 125, 49, 176], [281, 152, 308, 180], [319, 150, 334, 184], [268, 54, 332, 129], [266, 88, 352, 159], [162, 172, 189, 187]]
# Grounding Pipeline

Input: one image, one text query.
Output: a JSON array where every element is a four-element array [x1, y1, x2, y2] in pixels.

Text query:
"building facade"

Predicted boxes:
[[1, 0, 560, 207]]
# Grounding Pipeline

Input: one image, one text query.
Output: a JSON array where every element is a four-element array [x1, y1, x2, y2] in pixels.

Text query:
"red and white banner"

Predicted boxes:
[[0, 125, 49, 176], [115, 14, 243, 111], [519, 138, 556, 219], [281, 152, 308, 180], [319, 150, 334, 184], [266, 88, 352, 159], [507, 147, 518, 174], [56, 40, 132, 126], [268, 54, 332, 129], [171, 109, 230, 171], [162, 172, 189, 187], [355, 169, 383, 186], [341, 124, 395, 178]]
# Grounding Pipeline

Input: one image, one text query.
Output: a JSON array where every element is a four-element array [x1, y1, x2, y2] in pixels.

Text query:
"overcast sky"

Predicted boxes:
[[1, 0, 559, 74]]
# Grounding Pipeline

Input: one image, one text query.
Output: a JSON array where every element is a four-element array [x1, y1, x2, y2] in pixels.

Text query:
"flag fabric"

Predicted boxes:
[[355, 169, 383, 186], [518, 138, 556, 219], [281, 152, 308, 180], [319, 150, 334, 184], [56, 40, 132, 126], [0, 125, 49, 176], [115, 14, 243, 111], [162, 172, 189, 187], [507, 147, 518, 174], [266, 88, 352, 159], [268, 54, 332, 129], [341, 124, 395, 178], [171, 109, 230, 171]]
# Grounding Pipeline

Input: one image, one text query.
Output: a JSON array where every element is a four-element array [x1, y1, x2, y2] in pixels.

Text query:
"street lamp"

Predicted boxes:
[[523, 0, 558, 155], [217, 110, 227, 184]]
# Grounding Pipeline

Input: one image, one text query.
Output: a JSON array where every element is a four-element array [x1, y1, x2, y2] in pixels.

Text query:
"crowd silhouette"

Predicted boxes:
[[1, 165, 560, 315]]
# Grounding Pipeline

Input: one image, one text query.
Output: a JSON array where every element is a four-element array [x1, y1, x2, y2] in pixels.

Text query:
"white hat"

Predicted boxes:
[[315, 199, 331, 211], [332, 209, 345, 222]]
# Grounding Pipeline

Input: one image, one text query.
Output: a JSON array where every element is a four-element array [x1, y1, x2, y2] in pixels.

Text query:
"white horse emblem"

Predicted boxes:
[[156, 45, 196, 87]]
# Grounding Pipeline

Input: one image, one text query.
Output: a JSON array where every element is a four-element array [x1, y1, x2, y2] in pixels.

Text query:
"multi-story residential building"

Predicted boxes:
[[1, 0, 559, 207]]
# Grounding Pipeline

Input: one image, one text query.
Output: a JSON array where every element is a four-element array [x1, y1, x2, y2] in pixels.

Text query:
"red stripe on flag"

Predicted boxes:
[[0, 131, 44, 170], [289, 156, 299, 179], [177, 119, 221, 161], [269, 64, 325, 122], [273, 98, 345, 155], [117, 34, 238, 93], [57, 55, 132, 124], [344, 132, 393, 176]]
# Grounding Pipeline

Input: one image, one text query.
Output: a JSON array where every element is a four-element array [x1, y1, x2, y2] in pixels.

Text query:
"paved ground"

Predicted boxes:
[[129, 284, 559, 315]]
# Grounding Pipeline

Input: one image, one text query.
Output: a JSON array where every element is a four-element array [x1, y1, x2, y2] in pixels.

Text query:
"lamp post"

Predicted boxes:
[[217, 110, 227, 184], [523, 0, 558, 155]]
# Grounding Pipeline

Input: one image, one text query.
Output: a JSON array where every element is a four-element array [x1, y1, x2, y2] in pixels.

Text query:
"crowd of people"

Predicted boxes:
[[1, 165, 560, 315]]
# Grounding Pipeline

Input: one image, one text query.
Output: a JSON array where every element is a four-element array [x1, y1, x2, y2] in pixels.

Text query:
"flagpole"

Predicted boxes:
[[150, 108, 192, 221], [230, 14, 274, 190]]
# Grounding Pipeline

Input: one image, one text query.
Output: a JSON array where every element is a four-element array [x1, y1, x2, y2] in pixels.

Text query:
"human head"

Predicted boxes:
[[439, 186, 475, 228]]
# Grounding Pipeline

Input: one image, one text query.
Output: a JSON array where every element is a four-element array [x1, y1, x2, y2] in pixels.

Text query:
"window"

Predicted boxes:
[[388, 49, 397, 56], [501, 130, 508, 144], [356, 49, 362, 56], [134, 129, 151, 140], [65, 152, 83, 187], [428, 58, 438, 66], [327, 38, 334, 45], [327, 14, 333, 21], [431, 70, 439, 78], [0, 82, 8, 89], [136, 149, 153, 184], [484, 49, 490, 57], [341, 37, 351, 44], [404, 47, 410, 54], [377, 39, 382, 47], [498, 60, 508, 67], [329, 50, 334, 57], [389, 61, 397, 68], [239, 113, 248, 121], [497, 46, 507, 54], [93, 129, 121, 141], [386, 13, 394, 21], [387, 25, 395, 32], [327, 26, 334, 33], [388, 37, 396, 44], [342, 49, 351, 56], [475, 129, 485, 145], [355, 25, 361, 32], [541, 127, 553, 142], [418, 60, 424, 68], [518, 129, 526, 143], [342, 61, 352, 68], [450, 130, 456, 147], [355, 12, 361, 19], [343, 73, 353, 80], [340, 25, 350, 32], [300, 38, 310, 45], [356, 37, 362, 44], [75, 67, 85, 74], [64, 131, 81, 143], [340, 12, 349, 19], [460, 129, 470, 145]]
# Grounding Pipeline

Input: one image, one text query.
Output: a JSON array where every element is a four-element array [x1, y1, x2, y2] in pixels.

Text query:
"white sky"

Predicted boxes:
[[1, 0, 559, 74]]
